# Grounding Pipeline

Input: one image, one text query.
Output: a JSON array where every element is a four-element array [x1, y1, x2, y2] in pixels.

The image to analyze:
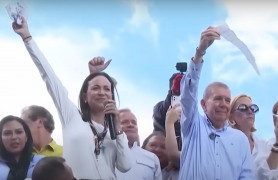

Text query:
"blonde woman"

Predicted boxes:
[[229, 94, 278, 179]]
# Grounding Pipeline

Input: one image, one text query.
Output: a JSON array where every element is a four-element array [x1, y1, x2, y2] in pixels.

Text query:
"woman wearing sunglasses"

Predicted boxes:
[[229, 94, 278, 179]]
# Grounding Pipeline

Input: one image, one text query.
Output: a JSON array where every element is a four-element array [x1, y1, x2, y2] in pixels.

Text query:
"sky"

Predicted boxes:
[[0, 0, 278, 145]]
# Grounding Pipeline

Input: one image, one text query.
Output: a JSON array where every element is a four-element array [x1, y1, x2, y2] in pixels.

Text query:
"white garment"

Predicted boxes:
[[116, 142, 162, 180], [253, 135, 278, 180], [24, 39, 131, 180]]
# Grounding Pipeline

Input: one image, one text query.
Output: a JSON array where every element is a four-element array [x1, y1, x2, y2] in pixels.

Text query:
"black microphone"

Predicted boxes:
[[209, 132, 220, 140], [104, 101, 117, 140], [105, 114, 117, 140]]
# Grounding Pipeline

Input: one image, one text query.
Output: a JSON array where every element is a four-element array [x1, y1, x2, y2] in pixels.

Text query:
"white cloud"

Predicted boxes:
[[210, 0, 278, 85], [126, 0, 159, 46]]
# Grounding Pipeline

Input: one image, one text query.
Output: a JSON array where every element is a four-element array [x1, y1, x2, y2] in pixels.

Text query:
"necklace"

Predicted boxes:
[[88, 121, 108, 158]]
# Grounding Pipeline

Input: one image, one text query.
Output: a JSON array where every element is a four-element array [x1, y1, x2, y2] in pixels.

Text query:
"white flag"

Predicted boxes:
[[217, 23, 260, 75]]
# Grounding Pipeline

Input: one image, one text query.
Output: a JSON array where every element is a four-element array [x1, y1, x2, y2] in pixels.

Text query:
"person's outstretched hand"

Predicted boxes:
[[193, 26, 220, 63], [88, 56, 112, 74], [198, 26, 220, 53], [12, 16, 31, 40]]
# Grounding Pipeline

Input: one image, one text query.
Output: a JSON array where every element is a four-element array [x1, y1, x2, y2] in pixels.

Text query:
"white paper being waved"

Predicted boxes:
[[5, 0, 28, 25], [217, 23, 260, 75]]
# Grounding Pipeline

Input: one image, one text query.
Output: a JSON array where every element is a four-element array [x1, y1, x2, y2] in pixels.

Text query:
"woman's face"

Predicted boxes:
[[144, 134, 168, 168], [2, 120, 27, 155], [230, 97, 255, 132], [85, 75, 113, 110]]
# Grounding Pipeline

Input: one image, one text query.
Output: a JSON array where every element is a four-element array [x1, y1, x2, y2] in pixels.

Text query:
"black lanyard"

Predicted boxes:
[[88, 121, 108, 157]]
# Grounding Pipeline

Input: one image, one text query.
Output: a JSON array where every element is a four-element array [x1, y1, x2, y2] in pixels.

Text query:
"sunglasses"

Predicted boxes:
[[234, 104, 259, 114]]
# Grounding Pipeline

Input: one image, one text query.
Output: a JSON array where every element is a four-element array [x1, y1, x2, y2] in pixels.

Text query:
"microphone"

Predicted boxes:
[[209, 132, 220, 140], [104, 101, 117, 140]]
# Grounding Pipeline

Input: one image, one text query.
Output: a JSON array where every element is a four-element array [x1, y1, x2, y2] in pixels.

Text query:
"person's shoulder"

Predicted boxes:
[[32, 154, 44, 162], [50, 139, 63, 149], [135, 147, 160, 165], [226, 127, 248, 139]]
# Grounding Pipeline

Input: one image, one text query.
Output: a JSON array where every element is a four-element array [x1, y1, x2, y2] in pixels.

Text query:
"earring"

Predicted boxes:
[[84, 100, 87, 103], [230, 120, 236, 126]]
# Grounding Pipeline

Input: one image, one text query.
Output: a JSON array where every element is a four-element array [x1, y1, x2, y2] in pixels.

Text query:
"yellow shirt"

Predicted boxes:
[[32, 139, 63, 157]]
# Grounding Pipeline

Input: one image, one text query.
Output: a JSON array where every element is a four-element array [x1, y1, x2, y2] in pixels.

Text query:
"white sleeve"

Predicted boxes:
[[24, 39, 79, 128]]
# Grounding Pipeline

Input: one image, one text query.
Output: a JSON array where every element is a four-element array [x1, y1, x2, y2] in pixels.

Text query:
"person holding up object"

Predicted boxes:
[[178, 26, 255, 179], [165, 104, 181, 169], [11, 17, 131, 180]]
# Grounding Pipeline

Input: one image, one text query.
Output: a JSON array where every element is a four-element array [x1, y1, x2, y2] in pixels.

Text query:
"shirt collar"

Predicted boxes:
[[33, 139, 57, 152], [205, 115, 229, 132]]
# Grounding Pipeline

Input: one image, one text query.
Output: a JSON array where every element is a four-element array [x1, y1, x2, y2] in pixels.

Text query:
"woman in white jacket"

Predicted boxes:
[[12, 17, 131, 180]]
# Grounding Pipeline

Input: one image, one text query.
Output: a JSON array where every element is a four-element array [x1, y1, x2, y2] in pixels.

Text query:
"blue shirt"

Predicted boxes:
[[0, 155, 43, 180], [178, 60, 255, 180]]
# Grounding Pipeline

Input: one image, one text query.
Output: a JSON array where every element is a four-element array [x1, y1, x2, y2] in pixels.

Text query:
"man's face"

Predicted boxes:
[[144, 135, 168, 169], [119, 111, 138, 144], [202, 86, 231, 127]]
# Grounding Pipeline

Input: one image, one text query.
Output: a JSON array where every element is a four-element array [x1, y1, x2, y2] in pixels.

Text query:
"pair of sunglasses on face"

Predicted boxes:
[[234, 104, 259, 114]]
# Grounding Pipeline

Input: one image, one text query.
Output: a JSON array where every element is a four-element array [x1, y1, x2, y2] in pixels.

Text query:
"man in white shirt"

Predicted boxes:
[[116, 109, 162, 180]]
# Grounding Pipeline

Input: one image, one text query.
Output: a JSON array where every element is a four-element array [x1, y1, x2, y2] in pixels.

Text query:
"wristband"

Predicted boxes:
[[116, 130, 123, 136], [23, 35, 32, 42], [272, 145, 278, 153], [196, 46, 206, 56]]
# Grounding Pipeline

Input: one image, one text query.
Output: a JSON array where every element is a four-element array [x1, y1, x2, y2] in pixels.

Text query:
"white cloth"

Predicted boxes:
[[253, 135, 278, 180], [24, 39, 131, 180], [116, 142, 162, 180]]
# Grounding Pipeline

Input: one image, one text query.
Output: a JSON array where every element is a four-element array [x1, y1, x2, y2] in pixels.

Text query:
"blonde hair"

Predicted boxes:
[[229, 94, 256, 132]]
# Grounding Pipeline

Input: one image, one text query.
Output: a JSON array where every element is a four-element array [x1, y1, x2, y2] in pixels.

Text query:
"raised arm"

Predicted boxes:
[[193, 26, 220, 64], [12, 18, 78, 128], [165, 104, 181, 168], [12, 17, 32, 42], [180, 26, 220, 129]]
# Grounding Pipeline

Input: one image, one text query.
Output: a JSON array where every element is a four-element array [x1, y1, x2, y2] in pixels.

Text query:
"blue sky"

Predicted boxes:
[[0, 0, 278, 144]]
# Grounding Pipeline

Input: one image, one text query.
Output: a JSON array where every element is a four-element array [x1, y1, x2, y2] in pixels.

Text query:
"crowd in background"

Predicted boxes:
[[1, 15, 278, 180]]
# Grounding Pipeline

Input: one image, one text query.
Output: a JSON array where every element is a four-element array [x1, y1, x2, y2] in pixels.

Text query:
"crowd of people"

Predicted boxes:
[[0, 15, 278, 180]]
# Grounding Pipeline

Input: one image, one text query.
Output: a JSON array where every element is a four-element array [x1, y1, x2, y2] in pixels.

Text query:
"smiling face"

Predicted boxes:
[[1, 120, 27, 156], [202, 85, 231, 129], [230, 96, 256, 133], [143, 134, 168, 169], [85, 75, 113, 111], [119, 110, 139, 145]]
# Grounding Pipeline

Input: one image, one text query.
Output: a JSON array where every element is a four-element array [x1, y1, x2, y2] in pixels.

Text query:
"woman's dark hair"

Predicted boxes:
[[0, 115, 33, 180], [141, 131, 166, 149], [78, 72, 117, 122], [32, 157, 72, 180]]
